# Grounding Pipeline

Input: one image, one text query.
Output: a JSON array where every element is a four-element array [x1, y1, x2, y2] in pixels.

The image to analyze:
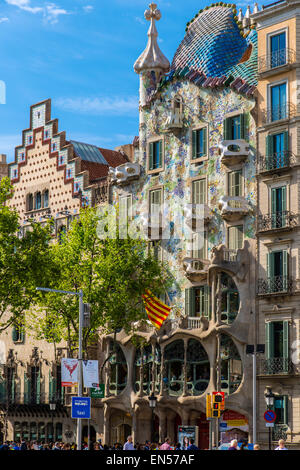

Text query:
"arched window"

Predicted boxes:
[[43, 190, 49, 208], [220, 334, 243, 395], [220, 273, 240, 324], [186, 339, 210, 395], [164, 340, 184, 396], [35, 192, 42, 210], [133, 344, 161, 395], [109, 342, 127, 396]]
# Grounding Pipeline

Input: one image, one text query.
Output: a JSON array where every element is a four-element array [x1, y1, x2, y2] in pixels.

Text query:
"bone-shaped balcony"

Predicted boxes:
[[219, 196, 250, 222], [219, 139, 250, 166], [183, 258, 210, 282], [109, 162, 141, 185], [184, 204, 213, 230]]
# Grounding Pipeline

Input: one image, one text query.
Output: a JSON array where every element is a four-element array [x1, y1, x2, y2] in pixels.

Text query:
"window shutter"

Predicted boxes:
[[0, 374, 6, 402], [49, 371, 53, 402], [265, 135, 272, 157], [204, 286, 210, 319], [283, 250, 288, 291], [149, 142, 154, 171], [12, 326, 19, 343], [283, 321, 289, 364], [202, 128, 207, 157], [158, 140, 163, 168], [24, 373, 31, 405], [228, 172, 234, 197], [283, 131, 289, 151], [265, 322, 275, 359], [11, 369, 15, 402], [185, 288, 194, 317], [192, 130, 197, 159], [271, 188, 277, 228], [36, 370, 41, 404], [223, 118, 231, 140], [240, 113, 247, 140], [281, 186, 287, 212], [283, 396, 288, 425]]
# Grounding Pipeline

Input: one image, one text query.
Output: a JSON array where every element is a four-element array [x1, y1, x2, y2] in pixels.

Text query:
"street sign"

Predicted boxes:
[[71, 397, 91, 419], [266, 422, 275, 427], [264, 410, 276, 423], [91, 384, 105, 399]]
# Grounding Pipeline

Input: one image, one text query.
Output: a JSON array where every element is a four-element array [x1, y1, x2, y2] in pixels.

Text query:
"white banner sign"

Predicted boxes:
[[61, 358, 79, 387], [83, 360, 99, 388]]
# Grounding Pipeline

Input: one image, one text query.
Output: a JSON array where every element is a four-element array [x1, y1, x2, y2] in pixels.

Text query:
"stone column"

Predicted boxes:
[[158, 409, 167, 443], [181, 408, 189, 426], [132, 406, 138, 444], [138, 347, 144, 397], [151, 341, 156, 393], [105, 341, 111, 397], [211, 272, 216, 323], [160, 344, 166, 397], [216, 272, 222, 325], [182, 338, 188, 397]]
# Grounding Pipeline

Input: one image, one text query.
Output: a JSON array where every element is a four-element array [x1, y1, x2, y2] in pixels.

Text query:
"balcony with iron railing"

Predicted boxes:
[[258, 357, 294, 376], [258, 151, 296, 175], [257, 275, 294, 296], [257, 211, 300, 234], [258, 48, 296, 75], [261, 103, 296, 125]]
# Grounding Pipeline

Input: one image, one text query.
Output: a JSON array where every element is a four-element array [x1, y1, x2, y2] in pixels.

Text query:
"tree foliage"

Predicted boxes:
[[28, 206, 173, 355]]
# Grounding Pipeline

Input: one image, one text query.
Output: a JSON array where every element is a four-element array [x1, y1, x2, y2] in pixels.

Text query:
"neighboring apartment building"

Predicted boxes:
[[252, 0, 300, 449], [100, 3, 258, 447], [0, 99, 128, 444]]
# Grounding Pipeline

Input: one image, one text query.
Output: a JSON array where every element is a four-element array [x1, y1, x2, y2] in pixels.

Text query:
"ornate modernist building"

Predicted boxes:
[[101, 2, 258, 447], [0, 99, 128, 444]]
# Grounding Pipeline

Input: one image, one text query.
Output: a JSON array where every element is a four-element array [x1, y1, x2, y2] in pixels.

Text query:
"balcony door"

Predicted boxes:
[[271, 83, 287, 121], [270, 32, 286, 68], [265, 321, 289, 373], [271, 186, 286, 228], [267, 250, 288, 292]]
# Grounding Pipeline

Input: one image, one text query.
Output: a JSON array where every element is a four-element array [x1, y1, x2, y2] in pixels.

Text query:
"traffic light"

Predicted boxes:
[[212, 392, 225, 418]]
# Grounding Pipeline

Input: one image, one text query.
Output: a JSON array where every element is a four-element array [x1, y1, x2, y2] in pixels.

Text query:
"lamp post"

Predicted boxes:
[[265, 386, 275, 451], [49, 401, 56, 443], [148, 392, 157, 443]]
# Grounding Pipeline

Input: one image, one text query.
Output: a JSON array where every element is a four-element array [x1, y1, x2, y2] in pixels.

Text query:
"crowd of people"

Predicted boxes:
[[0, 436, 288, 451]]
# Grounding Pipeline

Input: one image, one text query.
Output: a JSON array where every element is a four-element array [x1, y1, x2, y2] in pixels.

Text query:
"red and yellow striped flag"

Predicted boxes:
[[142, 290, 171, 329]]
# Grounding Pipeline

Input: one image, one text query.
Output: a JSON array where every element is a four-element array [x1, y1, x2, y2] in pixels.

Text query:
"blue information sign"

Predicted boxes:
[[71, 397, 91, 419]]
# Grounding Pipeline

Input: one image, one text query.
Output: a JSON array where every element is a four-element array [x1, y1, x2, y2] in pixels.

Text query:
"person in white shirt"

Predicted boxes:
[[275, 439, 288, 450], [123, 435, 135, 450]]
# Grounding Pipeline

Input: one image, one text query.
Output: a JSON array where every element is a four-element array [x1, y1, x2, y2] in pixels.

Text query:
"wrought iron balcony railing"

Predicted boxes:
[[272, 424, 288, 441], [257, 211, 300, 232], [261, 103, 296, 125], [258, 357, 293, 375], [258, 151, 295, 174], [258, 48, 296, 73], [257, 276, 293, 295]]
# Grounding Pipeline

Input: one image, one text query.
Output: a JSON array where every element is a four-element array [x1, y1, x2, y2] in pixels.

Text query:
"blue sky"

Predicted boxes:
[[0, 0, 262, 162]]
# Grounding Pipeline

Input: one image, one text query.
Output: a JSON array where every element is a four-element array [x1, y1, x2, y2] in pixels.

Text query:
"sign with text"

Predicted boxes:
[[61, 358, 78, 387], [83, 360, 99, 388], [71, 397, 91, 419], [91, 384, 105, 399]]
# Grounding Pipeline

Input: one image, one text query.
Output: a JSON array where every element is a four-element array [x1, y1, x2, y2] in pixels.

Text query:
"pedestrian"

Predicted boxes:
[[187, 439, 198, 450], [228, 439, 238, 450], [174, 442, 181, 450], [253, 444, 260, 450], [160, 437, 171, 450], [239, 440, 248, 450], [144, 440, 151, 450], [123, 435, 135, 450], [275, 439, 288, 450]]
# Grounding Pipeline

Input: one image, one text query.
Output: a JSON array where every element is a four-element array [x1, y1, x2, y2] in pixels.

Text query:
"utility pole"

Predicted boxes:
[[36, 287, 84, 451]]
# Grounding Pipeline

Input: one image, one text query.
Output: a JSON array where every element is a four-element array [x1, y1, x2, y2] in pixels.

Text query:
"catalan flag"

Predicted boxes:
[[142, 290, 171, 329]]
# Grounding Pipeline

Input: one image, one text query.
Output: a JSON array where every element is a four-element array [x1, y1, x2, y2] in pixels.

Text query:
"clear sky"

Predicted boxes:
[[0, 0, 262, 162]]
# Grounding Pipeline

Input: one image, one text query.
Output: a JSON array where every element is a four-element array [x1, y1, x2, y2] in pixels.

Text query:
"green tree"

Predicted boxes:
[[29, 206, 173, 355], [0, 177, 59, 332]]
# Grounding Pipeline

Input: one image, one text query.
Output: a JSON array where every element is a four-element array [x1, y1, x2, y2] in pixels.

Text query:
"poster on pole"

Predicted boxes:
[[178, 426, 199, 450], [61, 358, 79, 387], [83, 360, 99, 388]]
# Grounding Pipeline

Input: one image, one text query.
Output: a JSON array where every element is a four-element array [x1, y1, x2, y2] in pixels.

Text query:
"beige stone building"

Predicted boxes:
[[252, 0, 300, 449]]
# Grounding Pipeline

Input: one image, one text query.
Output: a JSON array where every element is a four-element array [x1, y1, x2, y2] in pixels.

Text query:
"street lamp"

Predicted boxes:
[[49, 401, 56, 443], [148, 392, 157, 443], [264, 387, 275, 450]]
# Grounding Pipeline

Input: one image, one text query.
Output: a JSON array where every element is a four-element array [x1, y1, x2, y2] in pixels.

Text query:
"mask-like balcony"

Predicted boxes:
[[219, 196, 250, 222], [183, 258, 210, 282], [219, 139, 250, 166], [165, 108, 183, 131], [184, 204, 213, 230], [109, 162, 141, 185]]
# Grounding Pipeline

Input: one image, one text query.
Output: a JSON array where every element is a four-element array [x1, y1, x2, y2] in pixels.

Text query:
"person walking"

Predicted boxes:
[[123, 435, 135, 450], [228, 439, 238, 450], [275, 439, 288, 450], [187, 439, 198, 450], [160, 437, 171, 450]]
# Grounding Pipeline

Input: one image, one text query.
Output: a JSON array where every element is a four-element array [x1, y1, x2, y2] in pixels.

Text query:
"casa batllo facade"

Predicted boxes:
[[101, 2, 258, 448]]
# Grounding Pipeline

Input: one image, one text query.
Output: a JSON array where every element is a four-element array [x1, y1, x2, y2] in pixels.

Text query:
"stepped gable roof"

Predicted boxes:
[[158, 5, 257, 98]]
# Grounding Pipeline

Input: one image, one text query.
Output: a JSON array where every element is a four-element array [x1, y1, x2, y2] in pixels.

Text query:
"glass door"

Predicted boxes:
[[270, 32, 286, 68], [271, 83, 287, 121]]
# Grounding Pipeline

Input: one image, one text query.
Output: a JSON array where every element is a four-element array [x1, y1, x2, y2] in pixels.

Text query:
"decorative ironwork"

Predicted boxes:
[[257, 276, 293, 295], [258, 48, 296, 73], [257, 211, 300, 232], [258, 151, 296, 174], [94, 181, 109, 205], [258, 358, 293, 375], [272, 424, 288, 441], [223, 249, 237, 262], [261, 102, 296, 124]]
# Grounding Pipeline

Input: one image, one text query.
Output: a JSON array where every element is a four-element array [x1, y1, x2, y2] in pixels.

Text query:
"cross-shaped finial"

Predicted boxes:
[[144, 3, 161, 22]]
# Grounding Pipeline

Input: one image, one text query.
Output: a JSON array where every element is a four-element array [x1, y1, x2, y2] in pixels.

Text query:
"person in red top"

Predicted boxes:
[[160, 437, 171, 450]]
